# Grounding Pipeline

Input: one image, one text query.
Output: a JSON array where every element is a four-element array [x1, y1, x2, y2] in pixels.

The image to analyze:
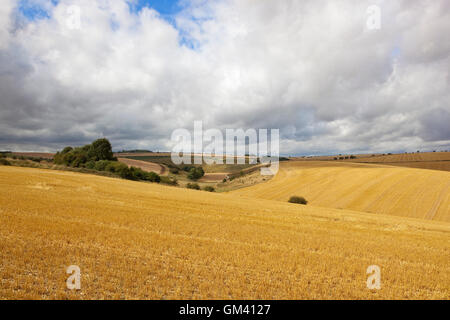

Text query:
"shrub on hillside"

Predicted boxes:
[[169, 167, 179, 174], [187, 167, 205, 180], [94, 160, 111, 171], [160, 176, 178, 186], [288, 196, 308, 205], [181, 165, 195, 172], [186, 183, 200, 190], [145, 171, 161, 183], [85, 160, 96, 169], [203, 186, 215, 192]]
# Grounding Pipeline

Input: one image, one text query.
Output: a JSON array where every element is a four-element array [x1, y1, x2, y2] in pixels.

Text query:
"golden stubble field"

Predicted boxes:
[[233, 161, 450, 222], [0, 166, 449, 299], [346, 152, 450, 172]]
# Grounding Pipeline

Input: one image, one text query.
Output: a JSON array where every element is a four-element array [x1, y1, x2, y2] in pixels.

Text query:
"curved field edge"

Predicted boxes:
[[0, 166, 449, 299], [232, 161, 450, 222]]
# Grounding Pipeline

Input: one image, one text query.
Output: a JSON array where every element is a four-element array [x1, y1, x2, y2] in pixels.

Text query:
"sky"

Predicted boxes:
[[0, 0, 449, 155]]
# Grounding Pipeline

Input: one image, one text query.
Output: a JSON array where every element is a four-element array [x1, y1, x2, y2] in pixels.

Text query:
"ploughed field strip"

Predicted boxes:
[[117, 158, 166, 175], [232, 161, 450, 222], [0, 166, 449, 299]]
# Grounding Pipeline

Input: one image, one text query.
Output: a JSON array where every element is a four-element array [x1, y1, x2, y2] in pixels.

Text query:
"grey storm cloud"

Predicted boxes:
[[0, 0, 449, 154]]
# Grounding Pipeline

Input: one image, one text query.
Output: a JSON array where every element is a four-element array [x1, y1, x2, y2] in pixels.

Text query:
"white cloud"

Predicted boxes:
[[0, 0, 449, 153]]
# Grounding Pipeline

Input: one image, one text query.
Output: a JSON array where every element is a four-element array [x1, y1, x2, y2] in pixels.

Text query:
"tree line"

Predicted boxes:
[[54, 138, 160, 182]]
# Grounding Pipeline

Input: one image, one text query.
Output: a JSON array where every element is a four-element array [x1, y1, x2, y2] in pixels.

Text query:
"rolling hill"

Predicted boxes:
[[232, 161, 450, 222], [0, 166, 449, 299]]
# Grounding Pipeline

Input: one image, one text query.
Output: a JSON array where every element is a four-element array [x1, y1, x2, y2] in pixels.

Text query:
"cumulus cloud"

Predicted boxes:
[[0, 0, 449, 154]]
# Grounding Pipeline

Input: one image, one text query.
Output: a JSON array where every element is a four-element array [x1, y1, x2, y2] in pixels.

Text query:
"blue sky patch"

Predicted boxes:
[[17, 0, 198, 49], [128, 0, 184, 16], [19, 0, 184, 21], [18, 0, 59, 20]]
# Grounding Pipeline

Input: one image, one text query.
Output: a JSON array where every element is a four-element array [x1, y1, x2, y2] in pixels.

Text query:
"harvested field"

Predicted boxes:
[[11, 152, 55, 159], [343, 152, 450, 172], [351, 152, 450, 163], [232, 161, 450, 222], [381, 161, 450, 172], [117, 158, 165, 175], [0, 166, 449, 299]]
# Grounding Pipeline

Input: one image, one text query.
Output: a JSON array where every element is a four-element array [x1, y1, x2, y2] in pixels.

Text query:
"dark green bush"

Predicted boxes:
[[105, 162, 119, 173], [181, 165, 195, 172], [160, 176, 178, 186], [85, 160, 96, 169], [203, 186, 215, 192], [94, 160, 111, 171], [288, 196, 308, 205], [146, 171, 161, 183], [187, 167, 205, 180], [116, 165, 133, 179], [186, 183, 200, 190], [169, 167, 179, 174]]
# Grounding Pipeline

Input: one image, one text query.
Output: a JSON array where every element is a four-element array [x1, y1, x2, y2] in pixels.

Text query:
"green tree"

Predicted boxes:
[[88, 138, 114, 161]]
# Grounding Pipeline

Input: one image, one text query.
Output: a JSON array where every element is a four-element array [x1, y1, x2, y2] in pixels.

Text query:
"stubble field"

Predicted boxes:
[[0, 166, 449, 299], [233, 161, 450, 222]]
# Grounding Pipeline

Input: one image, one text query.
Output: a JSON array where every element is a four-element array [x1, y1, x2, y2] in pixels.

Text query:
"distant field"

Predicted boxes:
[[232, 161, 450, 222], [1, 166, 449, 299], [344, 152, 450, 172], [114, 152, 172, 157], [380, 161, 450, 172], [350, 152, 450, 162], [122, 155, 257, 174], [117, 158, 166, 175], [11, 152, 55, 159], [289, 152, 450, 172]]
